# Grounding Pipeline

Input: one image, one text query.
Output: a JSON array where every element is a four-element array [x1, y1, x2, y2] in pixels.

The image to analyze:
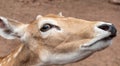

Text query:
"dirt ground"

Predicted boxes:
[[0, 0, 120, 66]]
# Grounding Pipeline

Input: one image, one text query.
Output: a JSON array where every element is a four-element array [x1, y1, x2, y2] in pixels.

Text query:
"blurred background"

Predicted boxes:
[[0, 0, 120, 66]]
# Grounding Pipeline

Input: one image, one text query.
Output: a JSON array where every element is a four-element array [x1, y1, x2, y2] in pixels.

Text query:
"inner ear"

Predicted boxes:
[[0, 19, 6, 28], [0, 17, 13, 34], [4, 29, 13, 34], [0, 16, 28, 39]]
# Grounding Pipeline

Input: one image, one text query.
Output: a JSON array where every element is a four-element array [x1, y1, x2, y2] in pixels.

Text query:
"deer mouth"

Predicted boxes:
[[81, 34, 116, 48], [101, 33, 116, 40]]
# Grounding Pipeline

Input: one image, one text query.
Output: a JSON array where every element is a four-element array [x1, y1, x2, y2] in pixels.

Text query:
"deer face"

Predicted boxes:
[[0, 14, 117, 65], [27, 14, 116, 51]]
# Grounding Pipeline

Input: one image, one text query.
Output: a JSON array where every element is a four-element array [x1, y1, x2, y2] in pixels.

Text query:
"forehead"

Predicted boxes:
[[37, 14, 96, 28], [37, 14, 64, 28]]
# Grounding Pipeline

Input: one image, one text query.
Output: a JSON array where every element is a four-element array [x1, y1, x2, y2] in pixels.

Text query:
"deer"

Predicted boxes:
[[0, 14, 117, 66]]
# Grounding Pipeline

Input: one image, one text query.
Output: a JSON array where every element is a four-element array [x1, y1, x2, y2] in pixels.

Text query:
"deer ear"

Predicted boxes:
[[36, 15, 42, 20], [0, 16, 28, 39], [58, 12, 63, 17]]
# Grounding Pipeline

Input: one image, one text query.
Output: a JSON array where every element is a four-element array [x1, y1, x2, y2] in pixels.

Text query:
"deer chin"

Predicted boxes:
[[81, 34, 116, 51]]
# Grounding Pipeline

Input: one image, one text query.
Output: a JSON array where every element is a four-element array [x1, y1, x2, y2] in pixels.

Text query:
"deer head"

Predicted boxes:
[[0, 14, 117, 66]]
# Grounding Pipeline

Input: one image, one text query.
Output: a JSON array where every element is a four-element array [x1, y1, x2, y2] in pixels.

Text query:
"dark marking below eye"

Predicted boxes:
[[54, 25, 61, 30]]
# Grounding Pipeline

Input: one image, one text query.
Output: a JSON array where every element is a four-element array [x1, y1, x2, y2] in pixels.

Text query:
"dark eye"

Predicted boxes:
[[40, 24, 53, 32]]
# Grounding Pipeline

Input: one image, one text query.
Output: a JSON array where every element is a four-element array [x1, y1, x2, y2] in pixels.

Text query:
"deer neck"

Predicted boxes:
[[0, 43, 40, 66]]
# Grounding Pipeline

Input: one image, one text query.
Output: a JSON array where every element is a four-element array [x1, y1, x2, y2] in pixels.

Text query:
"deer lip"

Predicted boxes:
[[81, 34, 116, 48], [102, 34, 116, 40]]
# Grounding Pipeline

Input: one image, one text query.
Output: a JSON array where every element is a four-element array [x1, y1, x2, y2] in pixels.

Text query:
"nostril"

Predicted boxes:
[[98, 24, 110, 31], [109, 25, 117, 36]]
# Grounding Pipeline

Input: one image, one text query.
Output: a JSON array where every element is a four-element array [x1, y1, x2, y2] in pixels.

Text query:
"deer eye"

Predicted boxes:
[[40, 23, 53, 32]]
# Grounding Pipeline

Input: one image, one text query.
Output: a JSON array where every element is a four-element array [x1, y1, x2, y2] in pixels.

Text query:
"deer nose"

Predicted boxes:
[[98, 24, 117, 37]]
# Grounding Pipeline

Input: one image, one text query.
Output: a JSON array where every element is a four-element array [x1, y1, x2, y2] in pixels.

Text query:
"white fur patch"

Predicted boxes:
[[40, 49, 92, 65], [14, 24, 29, 37], [38, 19, 58, 29]]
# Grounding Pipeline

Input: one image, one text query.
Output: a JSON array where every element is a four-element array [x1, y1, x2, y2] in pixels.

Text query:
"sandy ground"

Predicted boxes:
[[0, 0, 120, 66]]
